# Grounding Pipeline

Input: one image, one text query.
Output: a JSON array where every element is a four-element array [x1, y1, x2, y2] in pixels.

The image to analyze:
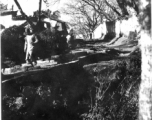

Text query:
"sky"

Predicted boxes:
[[0, 0, 70, 28], [0, 0, 67, 15]]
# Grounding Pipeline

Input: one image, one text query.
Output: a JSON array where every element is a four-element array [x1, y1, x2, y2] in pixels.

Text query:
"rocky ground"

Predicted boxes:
[[2, 36, 141, 120]]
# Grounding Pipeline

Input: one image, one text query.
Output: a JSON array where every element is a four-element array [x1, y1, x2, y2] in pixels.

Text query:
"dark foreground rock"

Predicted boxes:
[[2, 61, 96, 120]]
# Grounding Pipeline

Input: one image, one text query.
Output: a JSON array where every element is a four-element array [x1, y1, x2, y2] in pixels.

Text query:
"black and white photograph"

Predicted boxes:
[[0, 0, 151, 120]]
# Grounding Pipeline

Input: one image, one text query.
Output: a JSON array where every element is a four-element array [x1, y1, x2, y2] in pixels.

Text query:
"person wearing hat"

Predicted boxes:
[[24, 26, 39, 66]]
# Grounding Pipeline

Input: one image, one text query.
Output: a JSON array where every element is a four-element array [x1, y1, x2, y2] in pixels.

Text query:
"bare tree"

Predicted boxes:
[[80, 0, 119, 21], [62, 0, 100, 39], [81, 0, 139, 20], [77, 0, 140, 39], [78, 0, 122, 38], [115, 0, 139, 16], [69, 17, 90, 39]]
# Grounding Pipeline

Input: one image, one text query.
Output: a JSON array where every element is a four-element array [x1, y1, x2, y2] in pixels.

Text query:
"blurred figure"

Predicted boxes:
[[24, 26, 39, 66], [54, 21, 68, 53], [68, 29, 76, 48]]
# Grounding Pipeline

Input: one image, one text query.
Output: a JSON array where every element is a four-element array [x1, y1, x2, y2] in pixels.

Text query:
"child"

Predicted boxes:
[[24, 26, 39, 66]]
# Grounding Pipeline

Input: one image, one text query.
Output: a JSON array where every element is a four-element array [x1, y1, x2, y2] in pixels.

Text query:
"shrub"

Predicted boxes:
[[82, 50, 141, 120]]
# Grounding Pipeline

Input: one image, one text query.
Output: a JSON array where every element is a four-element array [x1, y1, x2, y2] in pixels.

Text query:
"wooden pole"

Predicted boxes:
[[39, 0, 42, 22], [14, 0, 35, 30]]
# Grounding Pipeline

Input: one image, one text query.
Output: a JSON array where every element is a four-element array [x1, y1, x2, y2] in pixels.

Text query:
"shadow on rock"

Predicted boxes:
[[2, 62, 96, 120]]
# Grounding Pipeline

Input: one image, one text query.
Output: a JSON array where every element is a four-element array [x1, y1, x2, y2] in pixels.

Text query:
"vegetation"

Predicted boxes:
[[2, 47, 141, 120], [1, 23, 68, 66], [82, 50, 141, 120], [2, 0, 151, 119], [1, 24, 26, 65]]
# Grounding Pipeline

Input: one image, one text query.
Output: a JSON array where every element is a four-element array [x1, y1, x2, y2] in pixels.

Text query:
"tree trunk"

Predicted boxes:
[[90, 33, 92, 40], [139, 31, 152, 120], [38, 0, 42, 22], [104, 0, 122, 16], [139, 1, 152, 120]]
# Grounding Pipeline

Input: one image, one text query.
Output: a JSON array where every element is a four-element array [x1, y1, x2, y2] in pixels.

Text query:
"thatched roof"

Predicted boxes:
[[0, 10, 17, 16], [12, 15, 37, 21]]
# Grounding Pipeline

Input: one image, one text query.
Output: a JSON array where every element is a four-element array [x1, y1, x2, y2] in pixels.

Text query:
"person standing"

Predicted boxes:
[[24, 27, 39, 66], [68, 29, 76, 48]]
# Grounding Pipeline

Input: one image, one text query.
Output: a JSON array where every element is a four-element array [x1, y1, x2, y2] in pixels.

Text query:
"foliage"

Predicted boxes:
[[2, 42, 141, 120], [2, 63, 94, 120], [81, 51, 141, 120], [115, 0, 139, 15], [138, 0, 151, 34], [36, 28, 68, 55], [1, 20, 70, 65], [1, 25, 25, 64]]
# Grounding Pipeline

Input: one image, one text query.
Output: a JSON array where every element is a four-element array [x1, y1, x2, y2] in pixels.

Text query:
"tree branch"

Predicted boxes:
[[104, 0, 121, 16]]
